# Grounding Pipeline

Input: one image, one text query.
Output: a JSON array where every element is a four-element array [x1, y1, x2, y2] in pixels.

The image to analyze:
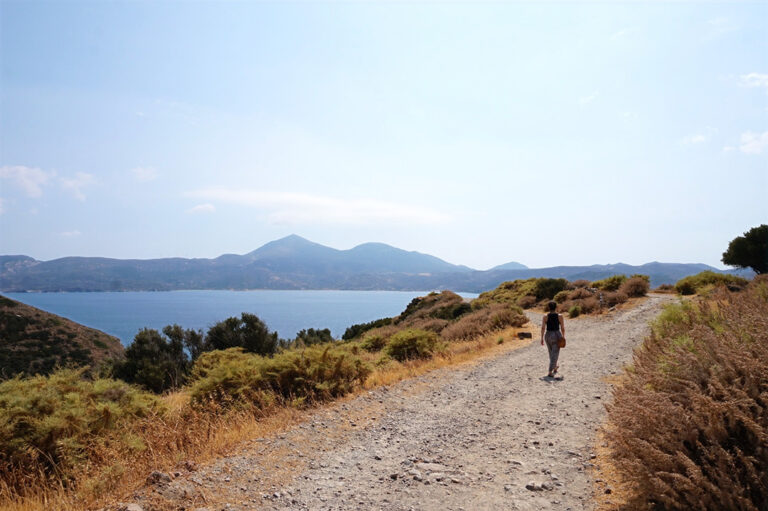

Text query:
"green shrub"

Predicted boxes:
[[553, 290, 570, 304], [591, 275, 627, 291], [189, 346, 370, 408], [384, 329, 443, 361], [360, 333, 388, 352], [474, 278, 567, 309], [533, 278, 569, 300], [342, 317, 392, 340], [113, 328, 190, 393], [205, 313, 278, 356], [291, 328, 334, 348], [619, 276, 650, 298], [568, 305, 582, 318], [0, 369, 161, 477], [674, 271, 749, 296]]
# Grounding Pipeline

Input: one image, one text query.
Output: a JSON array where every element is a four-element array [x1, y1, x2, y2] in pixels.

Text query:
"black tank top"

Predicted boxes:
[[546, 312, 560, 331]]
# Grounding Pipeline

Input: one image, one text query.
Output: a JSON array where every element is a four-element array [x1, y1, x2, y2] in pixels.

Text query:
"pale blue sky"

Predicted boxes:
[[1, 1, 766, 270]]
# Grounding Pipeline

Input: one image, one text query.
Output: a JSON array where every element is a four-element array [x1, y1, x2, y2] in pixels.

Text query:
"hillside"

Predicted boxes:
[[0, 235, 750, 292], [0, 295, 124, 378]]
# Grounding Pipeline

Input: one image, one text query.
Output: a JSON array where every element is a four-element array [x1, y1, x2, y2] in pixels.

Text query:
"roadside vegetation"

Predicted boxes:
[[471, 275, 651, 319], [0, 285, 530, 511], [603, 276, 768, 510]]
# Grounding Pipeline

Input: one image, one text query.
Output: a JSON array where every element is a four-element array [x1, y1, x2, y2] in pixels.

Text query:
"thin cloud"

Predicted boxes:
[[681, 127, 716, 146], [131, 167, 159, 182], [0, 198, 4, 215], [184, 188, 450, 225], [740, 73, 768, 92], [0, 165, 53, 197], [738, 131, 768, 154], [706, 17, 739, 38], [60, 172, 96, 201], [60, 230, 82, 237], [579, 91, 599, 105], [682, 134, 707, 145], [186, 203, 216, 214], [610, 28, 633, 40]]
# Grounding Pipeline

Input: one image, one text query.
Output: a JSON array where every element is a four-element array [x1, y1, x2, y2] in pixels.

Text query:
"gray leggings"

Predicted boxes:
[[544, 330, 562, 374]]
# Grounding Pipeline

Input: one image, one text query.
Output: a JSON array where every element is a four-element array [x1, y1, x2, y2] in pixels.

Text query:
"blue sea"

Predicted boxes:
[[4, 290, 476, 345]]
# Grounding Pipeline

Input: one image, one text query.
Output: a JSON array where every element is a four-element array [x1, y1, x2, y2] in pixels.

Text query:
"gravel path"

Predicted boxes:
[[138, 295, 673, 511]]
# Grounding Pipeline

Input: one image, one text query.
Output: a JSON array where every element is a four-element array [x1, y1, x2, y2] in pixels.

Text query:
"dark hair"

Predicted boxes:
[[548, 301, 557, 311]]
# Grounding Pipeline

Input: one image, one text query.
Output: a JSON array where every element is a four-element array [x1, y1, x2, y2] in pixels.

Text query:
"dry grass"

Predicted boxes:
[[0, 320, 534, 511], [599, 279, 768, 511]]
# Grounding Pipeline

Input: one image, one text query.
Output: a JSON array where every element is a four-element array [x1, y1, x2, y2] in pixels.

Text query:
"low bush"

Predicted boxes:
[[578, 296, 599, 313], [291, 328, 334, 348], [190, 345, 371, 408], [384, 329, 443, 362], [569, 287, 594, 300], [592, 274, 627, 291], [342, 317, 392, 340], [554, 290, 570, 304], [360, 333, 388, 352], [0, 369, 161, 480], [654, 283, 676, 293], [474, 278, 568, 309], [619, 276, 650, 298], [604, 291, 629, 307], [572, 279, 591, 288], [606, 280, 768, 510], [397, 291, 469, 323], [516, 295, 537, 309], [441, 304, 526, 341], [674, 271, 749, 295], [568, 305, 582, 318]]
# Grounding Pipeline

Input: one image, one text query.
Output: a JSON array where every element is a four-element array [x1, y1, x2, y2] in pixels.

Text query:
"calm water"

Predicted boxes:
[[5, 290, 476, 345]]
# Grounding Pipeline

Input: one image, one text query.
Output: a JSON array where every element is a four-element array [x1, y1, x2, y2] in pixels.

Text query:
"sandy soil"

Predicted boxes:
[[135, 294, 673, 511]]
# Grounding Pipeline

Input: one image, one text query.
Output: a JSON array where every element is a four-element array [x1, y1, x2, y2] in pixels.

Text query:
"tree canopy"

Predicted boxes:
[[722, 224, 767, 274]]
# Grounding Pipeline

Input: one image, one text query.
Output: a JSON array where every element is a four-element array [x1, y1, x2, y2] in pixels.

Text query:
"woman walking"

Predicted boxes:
[[541, 301, 566, 378]]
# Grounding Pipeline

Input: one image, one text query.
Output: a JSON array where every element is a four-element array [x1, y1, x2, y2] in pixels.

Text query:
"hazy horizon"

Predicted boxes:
[[1, 2, 765, 270]]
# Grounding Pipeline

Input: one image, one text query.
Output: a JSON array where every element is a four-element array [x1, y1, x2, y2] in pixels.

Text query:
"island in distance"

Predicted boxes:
[[0, 234, 748, 293]]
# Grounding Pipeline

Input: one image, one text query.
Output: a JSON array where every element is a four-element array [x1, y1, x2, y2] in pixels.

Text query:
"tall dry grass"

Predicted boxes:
[[605, 277, 768, 510]]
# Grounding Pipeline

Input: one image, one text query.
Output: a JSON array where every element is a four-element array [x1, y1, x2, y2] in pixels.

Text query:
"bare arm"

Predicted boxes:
[[541, 316, 546, 345]]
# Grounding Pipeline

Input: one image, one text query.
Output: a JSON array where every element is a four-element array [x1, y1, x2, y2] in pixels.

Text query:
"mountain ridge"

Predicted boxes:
[[0, 235, 749, 293]]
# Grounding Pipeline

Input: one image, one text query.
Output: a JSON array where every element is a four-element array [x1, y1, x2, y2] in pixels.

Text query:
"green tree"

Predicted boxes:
[[293, 328, 334, 347], [205, 313, 278, 356], [163, 324, 205, 361], [722, 224, 768, 274], [114, 328, 190, 393]]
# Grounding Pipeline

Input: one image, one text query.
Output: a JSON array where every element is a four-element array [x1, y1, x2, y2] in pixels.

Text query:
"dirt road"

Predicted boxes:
[[140, 295, 673, 511]]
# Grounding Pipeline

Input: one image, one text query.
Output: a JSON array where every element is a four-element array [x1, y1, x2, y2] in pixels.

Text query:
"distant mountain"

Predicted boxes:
[[490, 261, 528, 271], [0, 295, 124, 379], [0, 235, 751, 293]]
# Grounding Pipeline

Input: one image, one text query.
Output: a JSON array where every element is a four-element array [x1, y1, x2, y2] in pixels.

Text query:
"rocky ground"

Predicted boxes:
[[130, 294, 673, 511]]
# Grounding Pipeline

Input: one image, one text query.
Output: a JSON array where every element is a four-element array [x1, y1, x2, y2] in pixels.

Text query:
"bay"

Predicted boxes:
[[4, 290, 477, 345]]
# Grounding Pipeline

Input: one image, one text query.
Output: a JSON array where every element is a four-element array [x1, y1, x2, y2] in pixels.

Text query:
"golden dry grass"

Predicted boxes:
[[0, 324, 534, 511]]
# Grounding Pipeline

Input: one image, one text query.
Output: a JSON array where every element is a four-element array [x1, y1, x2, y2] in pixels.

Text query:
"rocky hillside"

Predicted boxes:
[[0, 295, 124, 378]]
